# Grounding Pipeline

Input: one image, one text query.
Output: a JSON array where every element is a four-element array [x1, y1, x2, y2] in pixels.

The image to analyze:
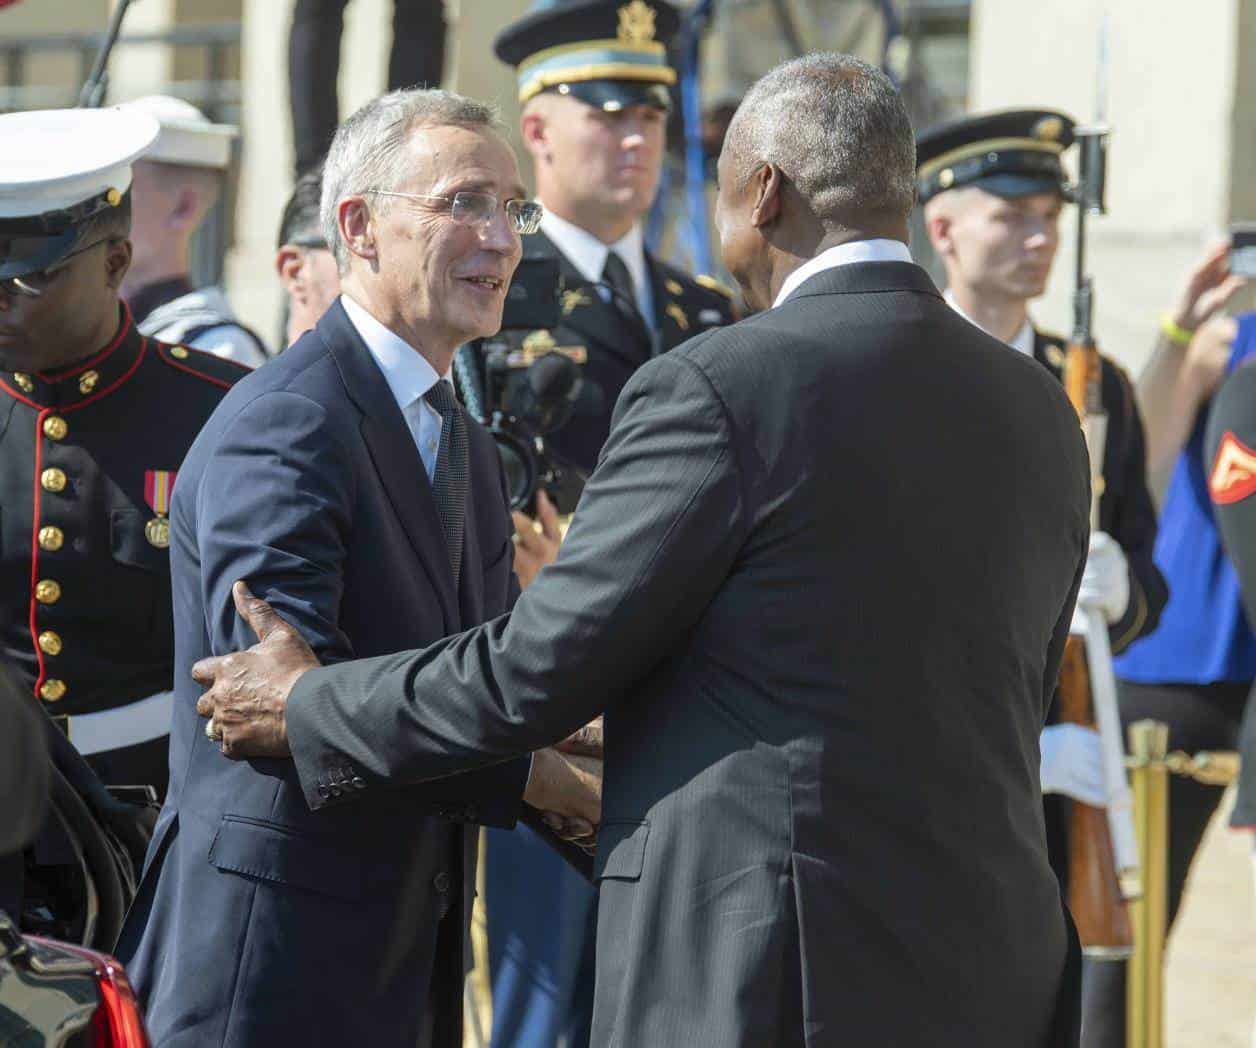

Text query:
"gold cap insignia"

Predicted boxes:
[[1032, 116, 1064, 142], [618, 1, 657, 45], [106, 188, 122, 207]]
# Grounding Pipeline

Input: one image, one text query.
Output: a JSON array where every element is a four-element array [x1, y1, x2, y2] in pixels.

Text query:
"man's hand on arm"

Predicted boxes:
[[193, 580, 321, 759], [511, 489, 563, 590], [524, 746, 603, 854]]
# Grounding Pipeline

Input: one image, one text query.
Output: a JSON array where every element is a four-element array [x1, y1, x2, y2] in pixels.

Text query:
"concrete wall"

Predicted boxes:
[[969, 0, 1253, 375]]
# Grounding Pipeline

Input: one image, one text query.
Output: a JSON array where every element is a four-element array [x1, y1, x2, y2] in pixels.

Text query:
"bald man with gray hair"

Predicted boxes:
[[189, 55, 1085, 1046]]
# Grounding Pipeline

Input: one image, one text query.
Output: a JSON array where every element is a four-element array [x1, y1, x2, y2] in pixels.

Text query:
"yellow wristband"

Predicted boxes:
[[1160, 313, 1195, 346]]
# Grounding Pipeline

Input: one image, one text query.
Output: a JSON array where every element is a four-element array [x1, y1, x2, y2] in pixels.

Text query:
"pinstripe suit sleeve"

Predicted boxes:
[[288, 345, 748, 802]]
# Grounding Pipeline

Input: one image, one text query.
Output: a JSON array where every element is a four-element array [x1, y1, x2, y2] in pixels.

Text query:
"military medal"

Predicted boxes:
[[144, 469, 176, 548]]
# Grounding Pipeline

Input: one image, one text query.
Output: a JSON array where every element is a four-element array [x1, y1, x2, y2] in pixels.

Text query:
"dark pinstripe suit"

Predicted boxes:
[[287, 262, 1086, 1046]]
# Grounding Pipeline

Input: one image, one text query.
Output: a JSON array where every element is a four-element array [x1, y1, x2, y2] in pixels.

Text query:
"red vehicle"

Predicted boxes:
[[0, 915, 149, 1047]]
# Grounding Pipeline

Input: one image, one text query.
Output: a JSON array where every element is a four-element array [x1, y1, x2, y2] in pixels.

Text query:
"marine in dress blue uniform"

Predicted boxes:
[[0, 108, 248, 796]]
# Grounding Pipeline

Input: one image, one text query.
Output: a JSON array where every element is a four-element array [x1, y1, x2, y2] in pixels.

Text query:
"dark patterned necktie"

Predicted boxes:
[[423, 380, 467, 585], [601, 250, 640, 320]]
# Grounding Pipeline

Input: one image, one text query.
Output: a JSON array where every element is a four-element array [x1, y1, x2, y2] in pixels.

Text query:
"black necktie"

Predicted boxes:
[[423, 381, 467, 585], [601, 250, 640, 320]]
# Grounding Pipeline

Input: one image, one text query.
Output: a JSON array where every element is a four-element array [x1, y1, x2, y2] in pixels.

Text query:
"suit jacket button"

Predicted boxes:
[[433, 872, 450, 893]]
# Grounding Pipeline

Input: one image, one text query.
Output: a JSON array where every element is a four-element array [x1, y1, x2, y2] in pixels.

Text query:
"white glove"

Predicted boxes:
[[1040, 723, 1108, 807], [1078, 532, 1130, 624]]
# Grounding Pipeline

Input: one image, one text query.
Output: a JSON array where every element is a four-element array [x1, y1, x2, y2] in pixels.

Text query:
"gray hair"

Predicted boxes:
[[724, 53, 917, 227], [319, 87, 503, 271]]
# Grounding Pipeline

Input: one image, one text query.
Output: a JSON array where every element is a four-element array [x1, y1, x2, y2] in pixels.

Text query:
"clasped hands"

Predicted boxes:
[[193, 581, 604, 851]]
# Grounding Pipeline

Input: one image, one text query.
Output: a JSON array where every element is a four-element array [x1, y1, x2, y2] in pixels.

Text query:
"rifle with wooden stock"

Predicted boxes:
[[1058, 34, 1142, 954]]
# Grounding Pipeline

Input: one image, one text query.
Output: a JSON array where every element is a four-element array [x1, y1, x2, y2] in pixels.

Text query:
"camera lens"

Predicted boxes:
[[493, 432, 535, 510]]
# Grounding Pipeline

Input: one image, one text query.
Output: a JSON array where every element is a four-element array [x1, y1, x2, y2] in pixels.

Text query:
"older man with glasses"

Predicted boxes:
[[115, 87, 598, 1048], [0, 107, 247, 813]]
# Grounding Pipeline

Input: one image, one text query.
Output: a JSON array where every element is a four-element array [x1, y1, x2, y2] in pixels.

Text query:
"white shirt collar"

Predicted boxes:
[[340, 293, 447, 411], [942, 290, 1035, 357], [540, 207, 649, 305], [772, 239, 913, 309]]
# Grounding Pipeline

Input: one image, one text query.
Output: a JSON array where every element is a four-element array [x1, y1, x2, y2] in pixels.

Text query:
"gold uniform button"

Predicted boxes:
[[43, 416, 68, 440], [38, 526, 64, 551], [79, 370, 99, 395], [170, 346, 189, 360], [38, 631, 62, 656], [35, 579, 61, 604], [39, 679, 67, 702], [41, 468, 67, 493], [13, 373, 35, 393]]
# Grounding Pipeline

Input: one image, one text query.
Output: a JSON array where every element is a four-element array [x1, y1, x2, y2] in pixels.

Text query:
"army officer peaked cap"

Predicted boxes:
[[495, 0, 680, 112], [916, 108, 1076, 205]]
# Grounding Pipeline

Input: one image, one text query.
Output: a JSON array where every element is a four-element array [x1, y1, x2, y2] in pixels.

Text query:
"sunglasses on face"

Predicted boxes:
[[365, 189, 544, 236], [0, 237, 118, 298]]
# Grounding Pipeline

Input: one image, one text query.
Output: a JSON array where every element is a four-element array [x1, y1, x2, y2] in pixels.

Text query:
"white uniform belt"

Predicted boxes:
[[63, 690, 174, 755]]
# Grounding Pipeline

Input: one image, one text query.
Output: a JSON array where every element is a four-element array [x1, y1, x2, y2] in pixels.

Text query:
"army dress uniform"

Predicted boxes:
[[0, 307, 247, 792], [917, 109, 1167, 655], [527, 216, 736, 474]]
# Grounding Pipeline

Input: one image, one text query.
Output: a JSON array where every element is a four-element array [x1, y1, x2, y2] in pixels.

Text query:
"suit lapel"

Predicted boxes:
[[530, 232, 652, 368], [317, 301, 460, 632]]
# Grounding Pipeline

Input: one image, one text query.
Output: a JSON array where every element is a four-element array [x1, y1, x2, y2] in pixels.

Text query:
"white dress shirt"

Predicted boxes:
[[943, 289, 1035, 357], [341, 293, 448, 481], [773, 238, 913, 309], [540, 207, 655, 323]]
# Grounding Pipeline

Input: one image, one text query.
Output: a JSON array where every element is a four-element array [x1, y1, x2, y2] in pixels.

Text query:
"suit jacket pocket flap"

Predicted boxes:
[[594, 820, 649, 883], [208, 816, 364, 901]]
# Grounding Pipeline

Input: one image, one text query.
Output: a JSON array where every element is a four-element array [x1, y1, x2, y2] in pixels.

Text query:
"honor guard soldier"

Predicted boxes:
[[918, 109, 1168, 1048], [483, 3, 735, 1045], [918, 109, 1166, 656], [0, 107, 247, 799], [497, 0, 736, 478], [117, 95, 270, 368]]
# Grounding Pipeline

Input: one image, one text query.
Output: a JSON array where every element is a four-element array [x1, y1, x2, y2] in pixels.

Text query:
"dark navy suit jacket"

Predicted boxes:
[[115, 299, 530, 1046]]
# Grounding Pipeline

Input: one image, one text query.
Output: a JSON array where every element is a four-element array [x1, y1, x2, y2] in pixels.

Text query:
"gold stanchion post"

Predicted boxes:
[[1126, 720, 1169, 1048]]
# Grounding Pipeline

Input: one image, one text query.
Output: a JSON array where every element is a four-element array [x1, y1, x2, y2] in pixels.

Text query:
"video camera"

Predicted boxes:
[[453, 257, 589, 515]]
